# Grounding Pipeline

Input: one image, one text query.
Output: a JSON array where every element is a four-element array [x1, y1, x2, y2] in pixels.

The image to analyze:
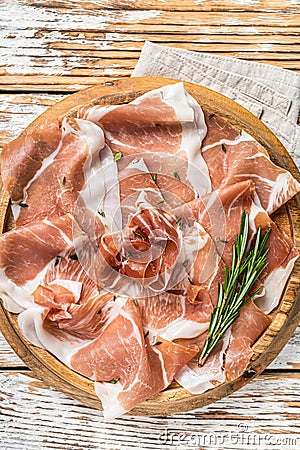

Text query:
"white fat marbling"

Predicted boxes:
[[201, 129, 255, 152], [175, 330, 231, 394], [255, 254, 299, 314], [94, 380, 127, 421], [48, 279, 82, 302]]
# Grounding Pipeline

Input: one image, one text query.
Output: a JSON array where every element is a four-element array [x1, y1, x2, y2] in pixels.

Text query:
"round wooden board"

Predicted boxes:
[[0, 77, 300, 416]]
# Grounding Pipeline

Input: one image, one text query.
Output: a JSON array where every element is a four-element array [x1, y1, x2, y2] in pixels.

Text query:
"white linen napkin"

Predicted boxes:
[[132, 41, 300, 168]]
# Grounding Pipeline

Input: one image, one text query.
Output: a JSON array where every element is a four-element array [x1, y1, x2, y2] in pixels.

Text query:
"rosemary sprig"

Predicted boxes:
[[198, 211, 271, 366]]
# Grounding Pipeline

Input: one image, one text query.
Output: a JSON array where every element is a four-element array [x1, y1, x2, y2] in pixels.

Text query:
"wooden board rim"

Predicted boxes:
[[0, 76, 299, 416]]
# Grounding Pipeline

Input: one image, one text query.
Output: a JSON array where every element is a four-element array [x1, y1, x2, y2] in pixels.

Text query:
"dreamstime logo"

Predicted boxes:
[[72, 152, 226, 298], [157, 426, 299, 448]]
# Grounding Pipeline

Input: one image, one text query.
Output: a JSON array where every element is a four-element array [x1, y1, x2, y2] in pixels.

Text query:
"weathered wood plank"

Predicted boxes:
[[0, 333, 23, 366], [3, 8, 299, 27], [1, 1, 300, 90], [0, 94, 64, 148], [0, 371, 299, 450], [1, 64, 300, 92], [12, 0, 300, 13]]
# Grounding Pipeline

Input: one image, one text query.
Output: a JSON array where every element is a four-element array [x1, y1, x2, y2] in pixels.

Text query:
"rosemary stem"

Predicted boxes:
[[198, 211, 270, 366]]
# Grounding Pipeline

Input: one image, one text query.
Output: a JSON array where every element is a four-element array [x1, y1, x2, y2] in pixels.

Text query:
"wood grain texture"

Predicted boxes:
[[1, 0, 299, 91], [0, 371, 299, 450], [0, 77, 299, 417]]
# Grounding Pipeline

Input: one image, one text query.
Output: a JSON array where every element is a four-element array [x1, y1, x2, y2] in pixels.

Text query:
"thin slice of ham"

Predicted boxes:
[[201, 110, 300, 214], [0, 214, 73, 313], [71, 296, 198, 420], [79, 82, 211, 197], [224, 301, 271, 380], [1, 118, 61, 203], [3, 118, 106, 226], [187, 180, 299, 313], [175, 301, 271, 394], [1, 83, 298, 420], [141, 292, 213, 341], [20, 291, 198, 420], [175, 331, 231, 394]]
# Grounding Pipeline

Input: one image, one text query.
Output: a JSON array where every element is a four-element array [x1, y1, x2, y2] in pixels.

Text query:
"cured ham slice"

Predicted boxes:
[[201, 111, 300, 214], [186, 180, 299, 313], [95, 207, 204, 298], [71, 297, 198, 420], [0, 214, 73, 313], [224, 301, 271, 380], [19, 292, 198, 420], [175, 301, 271, 394], [141, 292, 213, 341], [1, 119, 61, 202], [2, 118, 106, 226], [79, 82, 211, 197], [175, 332, 230, 394]]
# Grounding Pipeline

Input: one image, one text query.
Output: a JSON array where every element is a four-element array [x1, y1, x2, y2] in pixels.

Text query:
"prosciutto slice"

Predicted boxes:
[[1, 118, 61, 203], [71, 297, 198, 420], [0, 214, 73, 313], [202, 110, 300, 214], [19, 290, 198, 420], [2, 118, 106, 226], [175, 301, 271, 393], [175, 331, 231, 394], [141, 292, 213, 341], [79, 82, 211, 197], [187, 180, 299, 313], [224, 301, 271, 380]]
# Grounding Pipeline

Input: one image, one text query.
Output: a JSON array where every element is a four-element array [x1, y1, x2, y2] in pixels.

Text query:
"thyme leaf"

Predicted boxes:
[[132, 230, 145, 241], [113, 151, 122, 162]]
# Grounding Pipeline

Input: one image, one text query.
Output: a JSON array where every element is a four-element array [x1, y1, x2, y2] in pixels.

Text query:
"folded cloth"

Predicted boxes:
[[132, 41, 300, 168]]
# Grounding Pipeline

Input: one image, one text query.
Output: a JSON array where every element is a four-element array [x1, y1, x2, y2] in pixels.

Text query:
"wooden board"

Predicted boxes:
[[0, 77, 299, 417]]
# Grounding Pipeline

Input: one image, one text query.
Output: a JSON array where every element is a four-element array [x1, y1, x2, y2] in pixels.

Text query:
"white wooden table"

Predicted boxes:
[[0, 1, 300, 449]]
